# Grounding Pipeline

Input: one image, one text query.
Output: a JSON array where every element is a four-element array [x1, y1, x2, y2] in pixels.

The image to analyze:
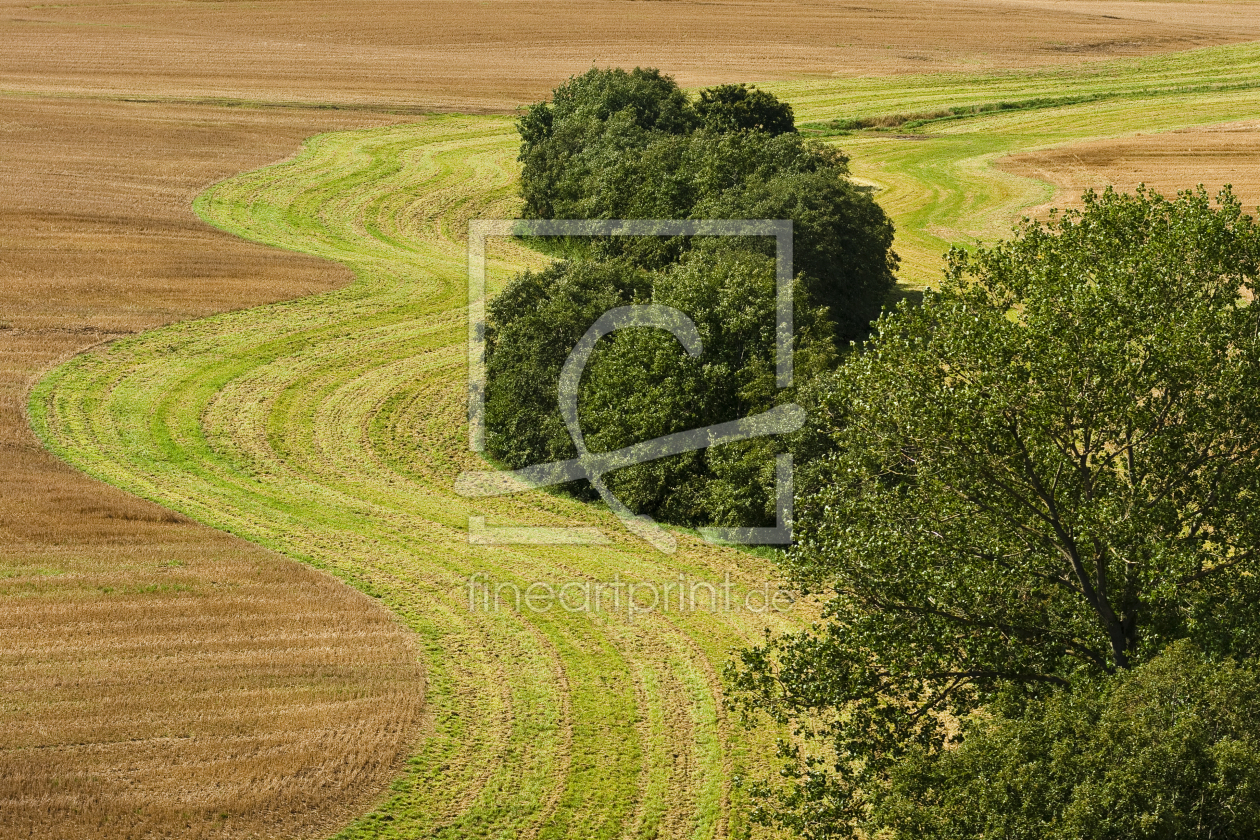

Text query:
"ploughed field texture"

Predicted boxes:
[[28, 37, 1260, 836], [0, 99, 427, 840], [5, 0, 1260, 111]]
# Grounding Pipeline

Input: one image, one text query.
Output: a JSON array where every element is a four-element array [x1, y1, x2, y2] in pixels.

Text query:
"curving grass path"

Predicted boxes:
[[29, 42, 1260, 838], [30, 116, 807, 840]]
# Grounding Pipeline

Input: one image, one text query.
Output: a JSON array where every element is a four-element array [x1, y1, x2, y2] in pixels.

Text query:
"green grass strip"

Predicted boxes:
[[31, 116, 789, 839]]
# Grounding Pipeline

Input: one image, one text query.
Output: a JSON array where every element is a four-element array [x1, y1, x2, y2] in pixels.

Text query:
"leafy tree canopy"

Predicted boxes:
[[485, 244, 835, 524], [877, 641, 1260, 840], [486, 68, 899, 527], [695, 83, 796, 135], [517, 67, 897, 344], [560, 129, 896, 339], [517, 66, 699, 219], [730, 185, 1260, 838], [517, 66, 698, 152]]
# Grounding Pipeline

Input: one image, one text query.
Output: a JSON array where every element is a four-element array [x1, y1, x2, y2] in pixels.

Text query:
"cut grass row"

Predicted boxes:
[[780, 42, 1260, 130], [770, 42, 1260, 284], [29, 42, 1260, 837], [32, 117, 802, 840]]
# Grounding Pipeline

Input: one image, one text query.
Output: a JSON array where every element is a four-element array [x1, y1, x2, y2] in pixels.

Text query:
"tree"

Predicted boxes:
[[514, 70, 897, 345], [534, 125, 897, 345], [485, 244, 834, 525], [483, 257, 647, 476], [693, 159, 897, 344], [517, 72, 798, 218], [519, 66, 698, 146], [695, 83, 796, 135], [876, 641, 1260, 840], [489, 69, 899, 529], [517, 67, 698, 218], [729, 186, 1260, 838]]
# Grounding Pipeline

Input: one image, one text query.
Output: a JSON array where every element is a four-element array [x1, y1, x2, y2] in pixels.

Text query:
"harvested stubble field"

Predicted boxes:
[[999, 117, 1260, 214], [0, 99, 431, 839], [5, 0, 1260, 111], [5, 0, 1260, 837]]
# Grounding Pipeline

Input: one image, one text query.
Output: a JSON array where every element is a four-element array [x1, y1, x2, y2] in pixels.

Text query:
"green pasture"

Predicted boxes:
[[30, 41, 1260, 837], [770, 41, 1260, 283], [779, 41, 1260, 126]]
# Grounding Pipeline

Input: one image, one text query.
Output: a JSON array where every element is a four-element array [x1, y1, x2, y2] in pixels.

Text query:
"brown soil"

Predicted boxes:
[[2, 0, 1258, 836], [0, 98, 427, 839], [999, 119, 1260, 214], [3, 0, 1258, 112]]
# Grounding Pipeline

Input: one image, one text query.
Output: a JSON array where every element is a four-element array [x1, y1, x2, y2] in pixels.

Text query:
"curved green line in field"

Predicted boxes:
[[31, 116, 796, 840], [776, 42, 1260, 127], [29, 42, 1260, 838]]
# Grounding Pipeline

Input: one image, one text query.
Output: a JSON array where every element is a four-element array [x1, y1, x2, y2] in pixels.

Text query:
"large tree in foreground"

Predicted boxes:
[[878, 640, 1260, 840], [731, 186, 1260, 838]]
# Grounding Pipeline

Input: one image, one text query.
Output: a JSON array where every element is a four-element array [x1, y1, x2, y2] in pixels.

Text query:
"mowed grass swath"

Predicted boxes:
[[30, 43, 1260, 836], [32, 116, 807, 839], [772, 41, 1260, 283]]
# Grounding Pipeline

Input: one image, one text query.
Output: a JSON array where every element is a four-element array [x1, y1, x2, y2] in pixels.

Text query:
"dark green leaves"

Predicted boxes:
[[878, 641, 1260, 840], [490, 68, 897, 528], [732, 185, 1260, 838], [485, 247, 833, 525], [695, 83, 797, 135], [514, 68, 897, 346]]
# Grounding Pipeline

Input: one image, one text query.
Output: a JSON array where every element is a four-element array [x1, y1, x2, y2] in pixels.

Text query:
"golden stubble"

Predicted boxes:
[[0, 99, 426, 839]]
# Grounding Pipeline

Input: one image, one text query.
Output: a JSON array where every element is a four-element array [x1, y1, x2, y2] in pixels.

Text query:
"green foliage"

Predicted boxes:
[[876, 641, 1260, 840], [515, 68, 897, 342], [491, 68, 898, 528], [517, 67, 699, 218], [521, 66, 699, 143], [730, 186, 1260, 838], [693, 158, 896, 343], [562, 130, 895, 339], [484, 258, 647, 473], [485, 244, 835, 524], [696, 83, 796, 135]]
